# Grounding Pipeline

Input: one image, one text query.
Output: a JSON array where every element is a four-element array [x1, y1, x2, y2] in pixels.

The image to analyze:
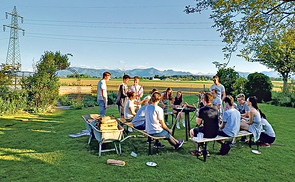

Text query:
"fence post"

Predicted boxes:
[[203, 84, 205, 91]]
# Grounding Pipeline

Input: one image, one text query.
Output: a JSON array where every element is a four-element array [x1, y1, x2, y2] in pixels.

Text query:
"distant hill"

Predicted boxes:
[[57, 66, 294, 79], [57, 67, 193, 78]]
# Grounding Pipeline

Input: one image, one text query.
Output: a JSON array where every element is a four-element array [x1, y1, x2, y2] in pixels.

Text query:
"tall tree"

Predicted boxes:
[[0, 63, 20, 93], [244, 29, 295, 92], [21, 51, 70, 108], [184, 0, 295, 59], [216, 67, 239, 97]]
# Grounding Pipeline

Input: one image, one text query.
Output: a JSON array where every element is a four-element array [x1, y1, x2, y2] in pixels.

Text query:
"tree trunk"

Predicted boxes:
[[282, 75, 288, 93]]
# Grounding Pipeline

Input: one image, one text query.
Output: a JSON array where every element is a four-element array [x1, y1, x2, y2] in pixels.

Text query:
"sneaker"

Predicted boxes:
[[182, 120, 185, 127], [199, 151, 210, 157], [239, 136, 246, 142], [165, 122, 170, 126], [176, 122, 180, 129], [259, 143, 270, 147], [128, 127, 133, 132], [229, 142, 236, 147], [154, 142, 166, 148], [175, 139, 184, 150]]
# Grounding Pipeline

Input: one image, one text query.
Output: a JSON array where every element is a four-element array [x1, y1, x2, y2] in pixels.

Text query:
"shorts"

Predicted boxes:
[[134, 123, 145, 130], [150, 129, 170, 139], [193, 127, 204, 137], [259, 132, 275, 144]]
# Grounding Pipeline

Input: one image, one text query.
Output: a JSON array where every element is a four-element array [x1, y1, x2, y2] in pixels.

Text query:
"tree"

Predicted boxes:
[[184, 0, 295, 59], [232, 77, 247, 97], [21, 51, 70, 108], [216, 67, 239, 97], [242, 28, 295, 92], [0, 63, 20, 93], [244, 72, 273, 103]]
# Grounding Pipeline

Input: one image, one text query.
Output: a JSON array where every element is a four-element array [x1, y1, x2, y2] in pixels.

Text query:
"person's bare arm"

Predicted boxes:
[[159, 119, 172, 133]]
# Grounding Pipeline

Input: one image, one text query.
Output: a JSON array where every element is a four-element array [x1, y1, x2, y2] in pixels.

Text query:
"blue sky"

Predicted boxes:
[[0, 0, 271, 74]]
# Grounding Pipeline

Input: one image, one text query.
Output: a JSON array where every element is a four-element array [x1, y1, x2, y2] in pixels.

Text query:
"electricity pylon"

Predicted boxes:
[[3, 6, 25, 68]]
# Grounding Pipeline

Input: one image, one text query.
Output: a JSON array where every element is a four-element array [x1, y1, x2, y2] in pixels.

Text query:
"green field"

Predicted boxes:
[[1, 97, 294, 181]]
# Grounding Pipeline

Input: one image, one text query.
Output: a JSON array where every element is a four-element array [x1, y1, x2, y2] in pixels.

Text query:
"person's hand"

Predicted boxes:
[[168, 129, 172, 133]]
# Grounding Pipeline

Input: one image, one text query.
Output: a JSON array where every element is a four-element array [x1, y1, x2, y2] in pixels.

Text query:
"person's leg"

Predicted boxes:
[[99, 100, 106, 117], [240, 120, 249, 131]]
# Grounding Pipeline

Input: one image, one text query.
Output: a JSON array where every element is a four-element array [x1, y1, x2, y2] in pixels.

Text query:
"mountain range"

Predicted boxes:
[[57, 67, 291, 79]]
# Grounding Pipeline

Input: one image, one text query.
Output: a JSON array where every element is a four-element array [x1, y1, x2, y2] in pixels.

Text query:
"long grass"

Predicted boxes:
[[0, 100, 294, 181]]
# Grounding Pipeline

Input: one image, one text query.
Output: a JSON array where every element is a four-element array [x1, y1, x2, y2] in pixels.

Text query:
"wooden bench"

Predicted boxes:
[[190, 130, 261, 162], [117, 118, 166, 155]]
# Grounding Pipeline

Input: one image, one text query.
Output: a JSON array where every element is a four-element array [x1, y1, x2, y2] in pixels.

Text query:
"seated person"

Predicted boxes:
[[211, 89, 222, 116], [132, 100, 165, 148], [240, 96, 262, 143], [143, 88, 158, 105], [218, 96, 241, 146], [146, 92, 184, 150], [124, 91, 147, 132], [236, 93, 250, 142], [189, 92, 219, 157], [172, 91, 185, 129], [259, 111, 275, 147]]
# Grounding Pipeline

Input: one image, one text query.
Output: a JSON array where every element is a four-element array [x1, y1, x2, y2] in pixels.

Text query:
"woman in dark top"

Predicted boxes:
[[172, 91, 185, 129]]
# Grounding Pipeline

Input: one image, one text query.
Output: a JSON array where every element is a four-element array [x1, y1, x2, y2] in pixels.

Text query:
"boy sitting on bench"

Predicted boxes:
[[146, 92, 184, 150]]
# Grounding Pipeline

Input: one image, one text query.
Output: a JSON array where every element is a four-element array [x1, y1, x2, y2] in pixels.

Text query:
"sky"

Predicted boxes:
[[0, 0, 272, 75]]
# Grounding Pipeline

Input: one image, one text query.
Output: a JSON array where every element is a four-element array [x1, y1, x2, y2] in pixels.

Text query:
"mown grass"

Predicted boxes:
[[0, 100, 294, 182]]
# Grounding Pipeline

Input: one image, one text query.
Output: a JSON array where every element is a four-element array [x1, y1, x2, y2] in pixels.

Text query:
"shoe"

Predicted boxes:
[[165, 122, 170, 126], [176, 122, 180, 129], [259, 143, 270, 147], [239, 136, 246, 142], [175, 139, 184, 150], [229, 142, 236, 147], [154, 142, 166, 148], [128, 127, 133, 132], [182, 120, 185, 127], [199, 151, 210, 157], [190, 150, 201, 156]]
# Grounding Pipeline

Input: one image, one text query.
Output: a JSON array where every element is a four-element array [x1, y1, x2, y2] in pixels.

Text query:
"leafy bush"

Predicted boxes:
[[244, 72, 272, 103], [59, 95, 72, 106], [216, 68, 239, 97], [107, 92, 118, 105], [270, 83, 295, 108]]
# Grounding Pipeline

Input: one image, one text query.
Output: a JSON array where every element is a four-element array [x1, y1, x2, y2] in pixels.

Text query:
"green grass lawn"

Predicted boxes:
[[1, 100, 294, 181]]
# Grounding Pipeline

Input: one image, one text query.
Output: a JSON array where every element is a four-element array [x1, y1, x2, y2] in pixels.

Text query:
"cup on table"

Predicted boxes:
[[197, 132, 204, 140]]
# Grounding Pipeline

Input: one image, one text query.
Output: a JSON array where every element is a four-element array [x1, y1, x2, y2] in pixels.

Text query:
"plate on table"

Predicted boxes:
[[175, 105, 183, 109], [251, 150, 261, 154], [146, 162, 157, 167]]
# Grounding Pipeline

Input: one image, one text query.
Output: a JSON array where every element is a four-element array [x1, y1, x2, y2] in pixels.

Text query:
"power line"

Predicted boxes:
[[25, 34, 224, 46], [26, 19, 212, 25], [26, 32, 221, 42], [25, 22, 212, 30]]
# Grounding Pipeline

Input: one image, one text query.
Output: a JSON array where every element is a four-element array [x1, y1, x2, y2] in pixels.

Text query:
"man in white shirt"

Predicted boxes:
[[97, 72, 111, 117], [146, 92, 184, 150], [209, 75, 226, 101]]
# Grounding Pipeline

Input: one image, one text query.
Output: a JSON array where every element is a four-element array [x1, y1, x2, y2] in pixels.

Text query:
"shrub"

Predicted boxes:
[[216, 68, 239, 97], [271, 83, 295, 108], [244, 72, 272, 102]]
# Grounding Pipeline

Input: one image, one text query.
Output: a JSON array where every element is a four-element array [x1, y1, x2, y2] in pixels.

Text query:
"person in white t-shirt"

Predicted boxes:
[[209, 75, 226, 101], [97, 72, 111, 117], [146, 92, 184, 150], [143, 88, 158, 105]]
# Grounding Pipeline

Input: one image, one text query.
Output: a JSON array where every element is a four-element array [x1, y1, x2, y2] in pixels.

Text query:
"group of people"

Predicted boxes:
[[97, 72, 184, 149], [190, 75, 276, 156], [97, 72, 275, 154]]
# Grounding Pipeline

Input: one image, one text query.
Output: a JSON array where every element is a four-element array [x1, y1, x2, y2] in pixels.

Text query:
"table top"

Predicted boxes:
[[174, 106, 196, 112]]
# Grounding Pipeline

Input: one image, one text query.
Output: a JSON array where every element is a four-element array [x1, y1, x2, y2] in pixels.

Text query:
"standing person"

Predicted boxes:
[[160, 87, 173, 126], [236, 93, 250, 142], [218, 96, 241, 147], [97, 72, 111, 117], [116, 74, 131, 119], [211, 89, 222, 115], [189, 92, 219, 157], [210, 75, 226, 101], [146, 92, 184, 150], [210, 76, 226, 115], [129, 76, 143, 112], [172, 91, 185, 129], [240, 96, 263, 143]]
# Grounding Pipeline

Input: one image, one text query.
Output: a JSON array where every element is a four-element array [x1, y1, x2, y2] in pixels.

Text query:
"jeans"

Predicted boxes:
[[98, 99, 106, 117], [150, 129, 170, 139]]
